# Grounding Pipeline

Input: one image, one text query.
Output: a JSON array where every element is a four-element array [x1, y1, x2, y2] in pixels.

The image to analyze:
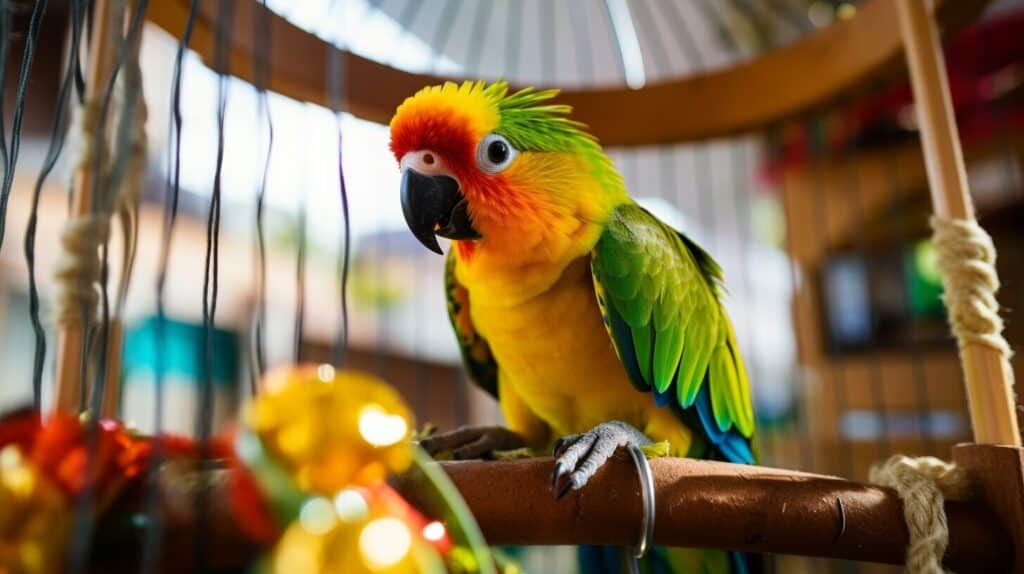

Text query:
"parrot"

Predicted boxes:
[[390, 80, 759, 574]]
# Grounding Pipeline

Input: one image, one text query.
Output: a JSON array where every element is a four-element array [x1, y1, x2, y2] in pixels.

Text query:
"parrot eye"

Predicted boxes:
[[477, 133, 518, 174]]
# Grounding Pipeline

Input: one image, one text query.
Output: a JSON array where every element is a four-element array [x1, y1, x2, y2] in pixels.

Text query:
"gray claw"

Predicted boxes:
[[555, 475, 576, 500], [551, 437, 567, 457], [550, 421, 652, 498], [551, 460, 566, 488]]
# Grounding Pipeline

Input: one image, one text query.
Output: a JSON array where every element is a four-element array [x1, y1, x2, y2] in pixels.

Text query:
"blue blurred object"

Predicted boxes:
[[120, 315, 240, 435], [123, 316, 239, 387]]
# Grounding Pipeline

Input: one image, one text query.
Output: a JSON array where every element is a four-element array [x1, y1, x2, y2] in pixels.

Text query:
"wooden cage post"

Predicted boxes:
[[897, 0, 1024, 569], [54, 0, 118, 413], [895, 0, 1020, 446]]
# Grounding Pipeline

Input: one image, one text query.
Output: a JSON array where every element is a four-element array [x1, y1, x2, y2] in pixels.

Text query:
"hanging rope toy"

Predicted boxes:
[[869, 455, 972, 574], [53, 1, 146, 332]]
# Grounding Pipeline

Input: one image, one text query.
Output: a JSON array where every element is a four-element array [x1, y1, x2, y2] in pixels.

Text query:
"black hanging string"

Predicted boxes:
[[67, 1, 150, 571], [251, 0, 272, 387], [194, 1, 232, 570], [83, 0, 94, 57], [140, 1, 199, 571], [198, 0, 231, 448], [293, 188, 307, 363], [24, 0, 86, 408], [0, 0, 49, 252], [87, 0, 150, 422], [326, 0, 350, 368], [0, 2, 10, 180], [74, 31, 86, 102], [330, 117, 351, 366]]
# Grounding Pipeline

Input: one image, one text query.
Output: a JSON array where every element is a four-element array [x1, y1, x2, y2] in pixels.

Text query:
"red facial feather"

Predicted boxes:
[[390, 109, 476, 173]]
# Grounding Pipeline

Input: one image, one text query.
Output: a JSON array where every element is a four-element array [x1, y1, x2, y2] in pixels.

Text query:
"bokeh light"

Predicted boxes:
[[359, 517, 412, 570]]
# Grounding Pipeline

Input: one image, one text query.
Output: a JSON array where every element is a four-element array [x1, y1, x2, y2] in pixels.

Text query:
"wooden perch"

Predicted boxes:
[[88, 450, 1016, 572], [397, 454, 1011, 572]]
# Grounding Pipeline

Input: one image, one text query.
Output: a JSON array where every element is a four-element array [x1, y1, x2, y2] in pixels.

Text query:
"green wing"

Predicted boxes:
[[590, 203, 756, 463], [445, 250, 499, 398]]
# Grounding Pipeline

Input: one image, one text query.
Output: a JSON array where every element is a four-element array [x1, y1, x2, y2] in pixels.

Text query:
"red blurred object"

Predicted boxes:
[[228, 457, 281, 546], [0, 410, 235, 511]]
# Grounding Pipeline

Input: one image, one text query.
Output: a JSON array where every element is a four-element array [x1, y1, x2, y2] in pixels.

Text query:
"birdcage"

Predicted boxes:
[[0, 0, 1021, 573]]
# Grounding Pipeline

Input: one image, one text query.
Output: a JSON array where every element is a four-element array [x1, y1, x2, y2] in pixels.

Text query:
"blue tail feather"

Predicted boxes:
[[693, 384, 754, 464]]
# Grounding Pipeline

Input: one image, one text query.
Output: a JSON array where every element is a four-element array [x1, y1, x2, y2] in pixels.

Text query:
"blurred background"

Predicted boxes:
[[0, 1, 1022, 571]]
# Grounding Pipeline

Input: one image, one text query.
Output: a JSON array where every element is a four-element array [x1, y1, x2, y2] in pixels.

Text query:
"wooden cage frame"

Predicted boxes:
[[49, 0, 1024, 571]]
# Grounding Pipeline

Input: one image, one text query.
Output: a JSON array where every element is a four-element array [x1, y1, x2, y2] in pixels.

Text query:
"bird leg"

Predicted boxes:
[[550, 420, 652, 500], [417, 425, 525, 460]]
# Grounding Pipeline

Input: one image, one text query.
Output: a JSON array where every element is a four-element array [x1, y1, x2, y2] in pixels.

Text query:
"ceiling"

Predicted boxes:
[[269, 0, 849, 89], [267, 0, 1022, 91]]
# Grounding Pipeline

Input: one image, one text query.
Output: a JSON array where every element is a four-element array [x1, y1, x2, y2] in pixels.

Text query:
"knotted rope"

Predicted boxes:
[[930, 216, 1012, 359], [53, 0, 145, 329], [870, 455, 972, 574], [54, 97, 107, 326], [54, 215, 110, 325]]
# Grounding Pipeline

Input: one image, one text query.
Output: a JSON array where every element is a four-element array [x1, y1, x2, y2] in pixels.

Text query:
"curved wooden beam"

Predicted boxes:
[[145, 0, 989, 145]]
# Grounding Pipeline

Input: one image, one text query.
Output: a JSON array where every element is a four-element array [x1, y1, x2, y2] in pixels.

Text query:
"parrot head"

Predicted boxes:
[[390, 80, 626, 262]]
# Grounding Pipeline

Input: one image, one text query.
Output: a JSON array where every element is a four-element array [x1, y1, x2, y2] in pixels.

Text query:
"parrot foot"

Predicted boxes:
[[550, 420, 652, 500], [417, 425, 525, 460]]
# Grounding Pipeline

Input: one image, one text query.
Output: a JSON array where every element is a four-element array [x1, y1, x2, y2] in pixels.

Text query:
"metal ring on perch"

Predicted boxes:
[[626, 444, 656, 573]]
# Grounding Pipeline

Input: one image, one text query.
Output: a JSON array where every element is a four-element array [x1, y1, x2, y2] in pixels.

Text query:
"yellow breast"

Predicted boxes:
[[467, 257, 693, 454]]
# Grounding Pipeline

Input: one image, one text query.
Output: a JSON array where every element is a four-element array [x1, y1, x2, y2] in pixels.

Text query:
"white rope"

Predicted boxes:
[[931, 216, 1012, 358], [53, 215, 109, 325], [870, 455, 972, 574], [53, 0, 147, 328]]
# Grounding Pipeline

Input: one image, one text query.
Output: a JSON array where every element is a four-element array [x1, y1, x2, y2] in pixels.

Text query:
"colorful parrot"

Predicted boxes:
[[390, 80, 758, 573]]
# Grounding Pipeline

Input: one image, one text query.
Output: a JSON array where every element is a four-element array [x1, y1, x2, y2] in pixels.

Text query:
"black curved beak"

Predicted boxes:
[[400, 168, 481, 255]]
